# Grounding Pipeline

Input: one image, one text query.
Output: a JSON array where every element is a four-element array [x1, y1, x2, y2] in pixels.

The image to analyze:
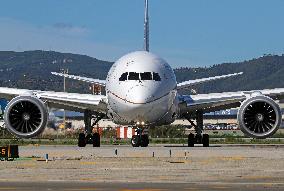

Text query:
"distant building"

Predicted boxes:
[[204, 109, 238, 119], [0, 99, 8, 116]]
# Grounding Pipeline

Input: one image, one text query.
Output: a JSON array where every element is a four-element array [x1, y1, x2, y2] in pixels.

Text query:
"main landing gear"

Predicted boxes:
[[131, 128, 149, 147], [183, 110, 209, 147], [78, 110, 104, 147]]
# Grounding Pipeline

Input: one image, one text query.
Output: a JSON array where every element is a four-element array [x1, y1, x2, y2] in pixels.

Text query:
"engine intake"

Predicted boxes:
[[238, 95, 281, 139], [4, 96, 48, 138]]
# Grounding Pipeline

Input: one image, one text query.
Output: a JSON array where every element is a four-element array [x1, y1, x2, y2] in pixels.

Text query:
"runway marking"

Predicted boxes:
[[184, 188, 198, 190], [244, 176, 271, 180], [80, 161, 96, 165], [120, 189, 167, 191], [80, 178, 97, 181], [156, 176, 171, 181], [221, 156, 245, 161], [0, 188, 17, 190], [16, 163, 36, 168], [65, 188, 97, 191], [198, 156, 245, 165], [199, 182, 284, 186], [211, 186, 230, 189]]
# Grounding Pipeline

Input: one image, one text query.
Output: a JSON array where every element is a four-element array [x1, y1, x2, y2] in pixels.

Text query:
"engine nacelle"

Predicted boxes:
[[4, 96, 48, 138], [238, 95, 281, 139]]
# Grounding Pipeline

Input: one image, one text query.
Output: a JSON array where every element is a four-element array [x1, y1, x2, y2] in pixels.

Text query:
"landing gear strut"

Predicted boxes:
[[184, 110, 209, 147], [78, 110, 104, 147], [131, 128, 149, 147]]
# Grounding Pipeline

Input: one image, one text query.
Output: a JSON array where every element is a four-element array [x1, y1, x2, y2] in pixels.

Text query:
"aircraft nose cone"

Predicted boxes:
[[125, 85, 154, 104]]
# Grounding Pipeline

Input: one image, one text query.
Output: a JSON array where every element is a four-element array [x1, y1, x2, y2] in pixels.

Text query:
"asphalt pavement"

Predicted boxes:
[[0, 144, 283, 191]]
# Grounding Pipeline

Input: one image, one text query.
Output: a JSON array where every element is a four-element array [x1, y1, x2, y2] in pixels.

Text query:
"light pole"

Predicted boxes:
[[61, 68, 68, 130]]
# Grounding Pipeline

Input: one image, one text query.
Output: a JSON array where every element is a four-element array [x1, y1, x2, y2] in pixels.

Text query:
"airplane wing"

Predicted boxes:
[[51, 72, 106, 86], [177, 72, 243, 90], [0, 87, 107, 113], [179, 88, 284, 114]]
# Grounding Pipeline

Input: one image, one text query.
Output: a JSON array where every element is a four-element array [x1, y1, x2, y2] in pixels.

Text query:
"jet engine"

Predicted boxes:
[[238, 95, 281, 139], [4, 96, 48, 138]]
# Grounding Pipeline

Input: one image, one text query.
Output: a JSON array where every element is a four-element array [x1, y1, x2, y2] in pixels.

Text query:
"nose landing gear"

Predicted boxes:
[[131, 128, 149, 147]]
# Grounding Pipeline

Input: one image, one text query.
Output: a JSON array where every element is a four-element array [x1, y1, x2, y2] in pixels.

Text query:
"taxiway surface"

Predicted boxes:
[[0, 144, 283, 190]]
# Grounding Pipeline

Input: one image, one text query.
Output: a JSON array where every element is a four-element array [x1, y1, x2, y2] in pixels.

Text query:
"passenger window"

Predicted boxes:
[[128, 72, 139, 80], [153, 72, 161, 81], [119, 72, 128, 81], [140, 72, 152, 80]]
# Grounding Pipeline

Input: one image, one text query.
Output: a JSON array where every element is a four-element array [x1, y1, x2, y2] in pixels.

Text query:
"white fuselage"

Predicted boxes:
[[106, 51, 179, 126]]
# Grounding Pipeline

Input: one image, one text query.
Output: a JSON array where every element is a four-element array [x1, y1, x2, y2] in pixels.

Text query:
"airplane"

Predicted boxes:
[[1, 0, 284, 147]]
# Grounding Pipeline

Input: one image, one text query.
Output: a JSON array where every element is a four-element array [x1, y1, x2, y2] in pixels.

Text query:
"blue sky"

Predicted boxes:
[[0, 0, 284, 68]]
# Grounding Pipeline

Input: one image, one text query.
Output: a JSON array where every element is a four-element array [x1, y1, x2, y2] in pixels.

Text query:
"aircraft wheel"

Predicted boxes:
[[202, 134, 209, 147], [93, 133, 100, 147], [141, 135, 149, 147], [131, 135, 140, 147], [195, 134, 202, 144], [188, 133, 194, 147], [86, 134, 93, 144], [78, 133, 86, 147]]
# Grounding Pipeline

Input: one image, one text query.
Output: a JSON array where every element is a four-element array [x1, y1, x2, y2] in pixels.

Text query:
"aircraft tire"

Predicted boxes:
[[188, 133, 194, 147], [202, 134, 209, 147], [141, 135, 149, 147], [195, 134, 202, 144], [78, 133, 86, 147], [131, 135, 140, 147], [93, 133, 100, 147]]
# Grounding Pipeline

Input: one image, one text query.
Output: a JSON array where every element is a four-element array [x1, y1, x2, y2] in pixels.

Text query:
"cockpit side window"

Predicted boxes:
[[140, 72, 152, 80], [128, 72, 140, 80], [119, 72, 128, 81], [153, 72, 161, 81]]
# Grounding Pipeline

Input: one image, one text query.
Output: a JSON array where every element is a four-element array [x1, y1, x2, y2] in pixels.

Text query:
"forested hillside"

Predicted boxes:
[[0, 51, 283, 94], [0, 51, 112, 93], [175, 54, 284, 94]]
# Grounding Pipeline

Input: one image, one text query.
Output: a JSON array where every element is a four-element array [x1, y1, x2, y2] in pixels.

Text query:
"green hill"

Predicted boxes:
[[0, 50, 112, 93], [0, 50, 283, 94], [175, 54, 284, 94]]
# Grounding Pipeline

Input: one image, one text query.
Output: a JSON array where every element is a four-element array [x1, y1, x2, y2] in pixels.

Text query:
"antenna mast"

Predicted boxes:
[[144, 0, 149, 52]]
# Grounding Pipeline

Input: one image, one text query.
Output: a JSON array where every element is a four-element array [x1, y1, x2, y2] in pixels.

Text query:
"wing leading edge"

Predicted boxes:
[[0, 87, 107, 113], [179, 88, 284, 114]]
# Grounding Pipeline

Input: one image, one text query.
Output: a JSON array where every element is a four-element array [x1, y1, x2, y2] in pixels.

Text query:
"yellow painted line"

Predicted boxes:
[[245, 176, 271, 180], [155, 176, 170, 181], [17, 163, 36, 168], [247, 182, 284, 186], [66, 188, 96, 191], [80, 178, 97, 181], [120, 189, 166, 191], [221, 156, 245, 161], [211, 186, 229, 189], [79, 161, 96, 165], [0, 188, 17, 190]]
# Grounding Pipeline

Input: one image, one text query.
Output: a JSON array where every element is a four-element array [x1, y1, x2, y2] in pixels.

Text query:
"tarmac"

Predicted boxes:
[[0, 144, 284, 190]]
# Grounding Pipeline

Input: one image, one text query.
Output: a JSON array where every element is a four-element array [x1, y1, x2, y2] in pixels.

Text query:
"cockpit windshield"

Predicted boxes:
[[140, 72, 152, 80], [119, 72, 161, 81], [128, 72, 140, 80]]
